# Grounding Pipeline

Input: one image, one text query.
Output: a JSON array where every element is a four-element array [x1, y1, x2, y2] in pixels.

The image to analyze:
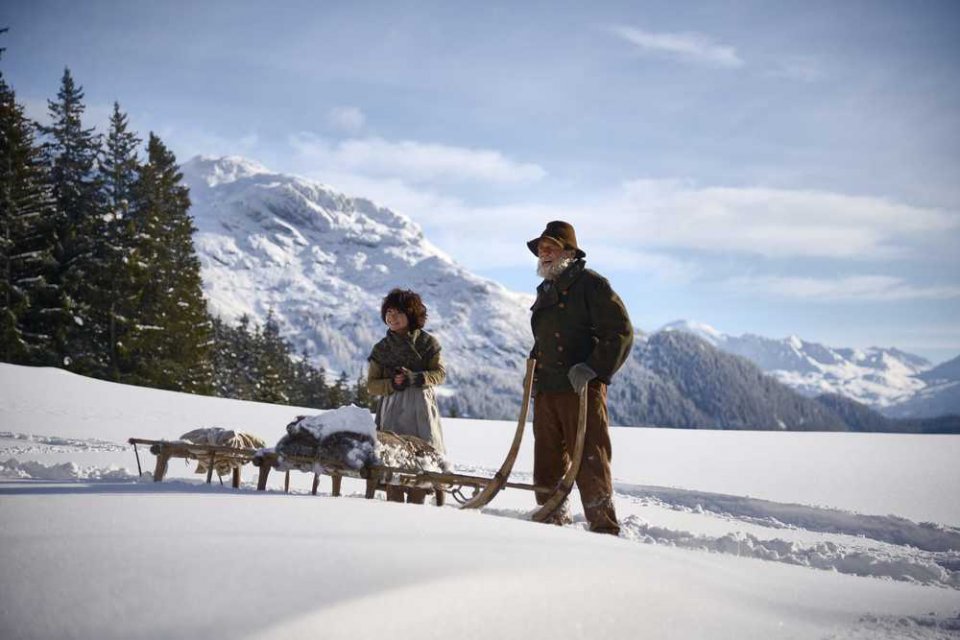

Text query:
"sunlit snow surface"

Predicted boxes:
[[2, 363, 959, 639]]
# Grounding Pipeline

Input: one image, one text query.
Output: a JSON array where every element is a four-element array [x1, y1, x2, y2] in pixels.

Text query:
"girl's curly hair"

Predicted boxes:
[[380, 288, 427, 330]]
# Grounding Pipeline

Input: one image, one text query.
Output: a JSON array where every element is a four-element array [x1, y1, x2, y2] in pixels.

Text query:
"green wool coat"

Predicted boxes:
[[530, 259, 634, 392]]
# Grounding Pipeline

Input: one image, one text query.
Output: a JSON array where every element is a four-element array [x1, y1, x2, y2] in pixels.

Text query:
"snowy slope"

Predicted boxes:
[[2, 362, 960, 640], [660, 320, 933, 409], [182, 156, 533, 419], [885, 355, 960, 418]]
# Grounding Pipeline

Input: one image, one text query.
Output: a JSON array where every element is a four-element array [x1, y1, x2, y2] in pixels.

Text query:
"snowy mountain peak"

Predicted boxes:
[[661, 321, 933, 409], [659, 320, 724, 346], [181, 156, 532, 418], [182, 155, 271, 188]]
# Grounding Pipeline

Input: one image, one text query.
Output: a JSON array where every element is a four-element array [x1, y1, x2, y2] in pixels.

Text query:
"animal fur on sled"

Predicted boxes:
[[178, 427, 266, 476], [273, 415, 447, 474]]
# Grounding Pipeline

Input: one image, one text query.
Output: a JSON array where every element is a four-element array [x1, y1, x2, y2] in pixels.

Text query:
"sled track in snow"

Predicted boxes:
[[611, 484, 960, 590], [613, 483, 960, 553], [453, 464, 960, 589]]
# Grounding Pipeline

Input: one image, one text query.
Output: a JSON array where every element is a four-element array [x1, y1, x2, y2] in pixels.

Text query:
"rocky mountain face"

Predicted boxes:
[[182, 156, 532, 420], [608, 332, 848, 430], [182, 156, 951, 430]]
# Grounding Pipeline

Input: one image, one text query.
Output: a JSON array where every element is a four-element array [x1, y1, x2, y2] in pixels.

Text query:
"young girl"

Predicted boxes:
[[367, 289, 445, 503]]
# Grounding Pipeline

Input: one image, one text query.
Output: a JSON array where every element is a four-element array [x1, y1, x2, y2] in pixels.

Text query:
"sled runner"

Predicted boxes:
[[458, 358, 537, 509]]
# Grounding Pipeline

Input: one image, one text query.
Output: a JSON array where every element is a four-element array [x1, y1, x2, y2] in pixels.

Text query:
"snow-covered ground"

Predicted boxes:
[[2, 362, 959, 639]]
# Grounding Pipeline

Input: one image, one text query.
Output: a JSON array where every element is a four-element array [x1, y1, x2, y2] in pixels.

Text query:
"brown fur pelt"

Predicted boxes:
[[272, 417, 446, 474], [376, 430, 448, 473], [179, 427, 266, 476], [274, 418, 378, 471]]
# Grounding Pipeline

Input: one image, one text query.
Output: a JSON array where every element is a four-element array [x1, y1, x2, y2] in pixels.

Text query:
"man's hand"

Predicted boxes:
[[567, 363, 596, 394]]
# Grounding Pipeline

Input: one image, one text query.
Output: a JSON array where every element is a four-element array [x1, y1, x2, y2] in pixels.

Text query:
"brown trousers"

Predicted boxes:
[[533, 382, 620, 534]]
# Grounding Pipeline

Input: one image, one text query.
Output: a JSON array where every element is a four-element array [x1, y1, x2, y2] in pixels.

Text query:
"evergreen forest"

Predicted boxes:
[[0, 41, 369, 412]]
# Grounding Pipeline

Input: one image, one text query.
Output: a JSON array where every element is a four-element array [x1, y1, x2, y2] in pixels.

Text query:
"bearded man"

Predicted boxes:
[[527, 221, 633, 534]]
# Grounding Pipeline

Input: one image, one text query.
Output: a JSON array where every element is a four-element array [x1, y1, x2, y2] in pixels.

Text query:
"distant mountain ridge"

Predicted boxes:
[[610, 331, 849, 430], [658, 320, 959, 418], [181, 156, 955, 431], [884, 354, 960, 419]]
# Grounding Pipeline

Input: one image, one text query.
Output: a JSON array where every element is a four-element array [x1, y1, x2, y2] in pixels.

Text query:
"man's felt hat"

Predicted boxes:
[[527, 220, 586, 259]]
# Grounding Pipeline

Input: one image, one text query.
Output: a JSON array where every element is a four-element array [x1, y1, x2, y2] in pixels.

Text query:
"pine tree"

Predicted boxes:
[[127, 133, 212, 393], [353, 370, 374, 411], [209, 316, 231, 395], [40, 68, 107, 373], [327, 370, 352, 408], [0, 66, 61, 364], [255, 309, 293, 403], [98, 102, 140, 379], [233, 314, 259, 399], [308, 364, 329, 408], [289, 350, 312, 406]]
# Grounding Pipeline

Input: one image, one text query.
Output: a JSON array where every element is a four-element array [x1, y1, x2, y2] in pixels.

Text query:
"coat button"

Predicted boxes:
[[557, 345, 564, 352], [536, 363, 543, 369], [556, 361, 563, 366], [559, 303, 565, 309], [554, 332, 560, 338]]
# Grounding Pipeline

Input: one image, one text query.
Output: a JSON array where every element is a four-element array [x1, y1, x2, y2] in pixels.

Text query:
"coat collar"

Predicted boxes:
[[387, 328, 421, 345]]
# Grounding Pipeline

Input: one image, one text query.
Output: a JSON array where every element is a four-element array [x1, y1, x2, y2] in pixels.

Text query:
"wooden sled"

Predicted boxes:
[[127, 359, 589, 521], [251, 448, 446, 505], [127, 438, 261, 488]]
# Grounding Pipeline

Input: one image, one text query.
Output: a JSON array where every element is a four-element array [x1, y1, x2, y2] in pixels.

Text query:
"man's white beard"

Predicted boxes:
[[537, 256, 574, 280]]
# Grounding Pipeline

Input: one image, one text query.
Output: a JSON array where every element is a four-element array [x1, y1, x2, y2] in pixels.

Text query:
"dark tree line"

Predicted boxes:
[[0, 49, 366, 411], [210, 311, 372, 410]]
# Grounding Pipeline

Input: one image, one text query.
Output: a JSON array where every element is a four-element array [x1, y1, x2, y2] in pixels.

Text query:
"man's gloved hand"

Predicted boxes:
[[567, 363, 596, 394], [411, 372, 427, 387]]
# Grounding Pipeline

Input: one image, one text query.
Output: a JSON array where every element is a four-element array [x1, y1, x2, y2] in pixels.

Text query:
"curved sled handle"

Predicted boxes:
[[460, 358, 537, 509], [530, 383, 588, 522]]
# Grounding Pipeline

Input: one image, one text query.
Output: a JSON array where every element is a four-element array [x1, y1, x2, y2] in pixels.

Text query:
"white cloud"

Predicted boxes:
[[722, 275, 960, 301], [326, 106, 365, 133], [290, 133, 546, 185], [608, 179, 958, 259], [290, 167, 696, 281], [586, 246, 702, 284], [609, 26, 744, 68]]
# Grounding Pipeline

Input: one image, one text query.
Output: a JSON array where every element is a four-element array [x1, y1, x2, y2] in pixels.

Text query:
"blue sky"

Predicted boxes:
[[5, 0, 959, 362]]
